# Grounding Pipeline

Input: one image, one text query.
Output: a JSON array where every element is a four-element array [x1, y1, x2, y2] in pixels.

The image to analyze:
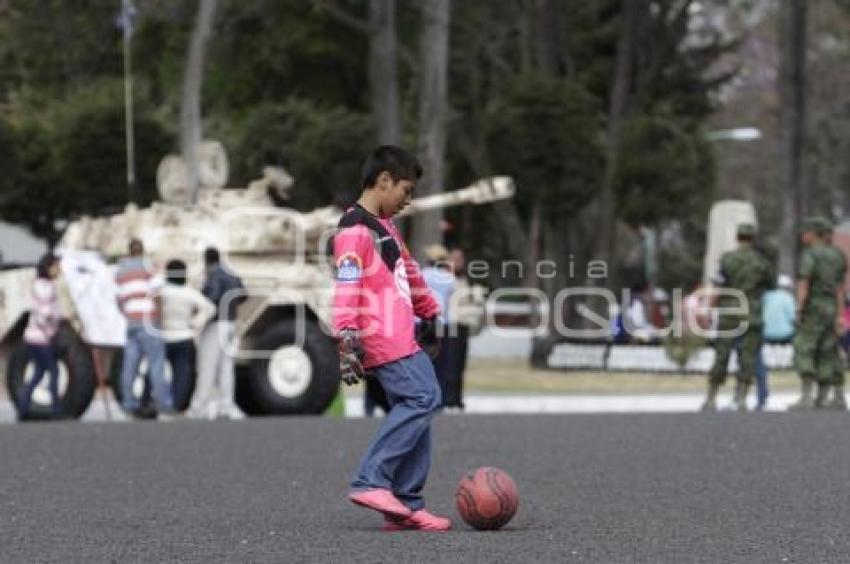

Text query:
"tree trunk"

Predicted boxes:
[[777, 0, 808, 277], [181, 0, 219, 204], [369, 0, 401, 145], [533, 0, 572, 76], [411, 0, 450, 260], [592, 0, 643, 287]]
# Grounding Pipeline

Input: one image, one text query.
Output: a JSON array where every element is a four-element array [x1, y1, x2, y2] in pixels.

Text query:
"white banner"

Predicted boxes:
[[60, 251, 126, 347]]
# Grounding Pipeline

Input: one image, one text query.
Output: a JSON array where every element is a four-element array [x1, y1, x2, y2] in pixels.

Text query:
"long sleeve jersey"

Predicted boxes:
[[24, 278, 61, 345], [332, 213, 440, 369]]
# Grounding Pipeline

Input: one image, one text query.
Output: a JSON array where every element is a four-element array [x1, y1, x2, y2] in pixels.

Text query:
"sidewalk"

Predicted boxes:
[[0, 391, 806, 423], [343, 392, 803, 417]]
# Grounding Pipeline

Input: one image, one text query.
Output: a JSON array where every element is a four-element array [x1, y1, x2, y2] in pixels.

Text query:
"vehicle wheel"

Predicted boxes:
[[6, 326, 95, 420], [109, 343, 197, 414], [242, 319, 339, 415], [108, 349, 157, 419], [235, 365, 263, 416]]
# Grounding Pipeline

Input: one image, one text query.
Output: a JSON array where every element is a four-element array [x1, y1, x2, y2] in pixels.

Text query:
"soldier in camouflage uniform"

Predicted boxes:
[[821, 219, 849, 410], [702, 223, 774, 412], [789, 217, 848, 410]]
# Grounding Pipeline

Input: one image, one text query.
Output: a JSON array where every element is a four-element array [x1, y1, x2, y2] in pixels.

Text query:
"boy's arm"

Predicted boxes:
[[331, 225, 372, 333], [332, 226, 372, 384]]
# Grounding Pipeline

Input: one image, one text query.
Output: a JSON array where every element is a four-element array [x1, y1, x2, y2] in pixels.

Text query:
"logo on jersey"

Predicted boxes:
[[394, 258, 412, 306], [336, 253, 363, 283]]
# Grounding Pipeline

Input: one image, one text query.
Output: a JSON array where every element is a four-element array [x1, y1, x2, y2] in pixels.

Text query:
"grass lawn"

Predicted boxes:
[[340, 359, 803, 396], [460, 360, 801, 395]]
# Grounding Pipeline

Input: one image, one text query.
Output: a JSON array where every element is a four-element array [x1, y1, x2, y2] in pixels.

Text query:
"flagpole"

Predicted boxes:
[[122, 0, 136, 203]]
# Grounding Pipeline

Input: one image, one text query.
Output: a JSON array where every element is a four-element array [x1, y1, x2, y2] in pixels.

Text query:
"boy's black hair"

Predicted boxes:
[[36, 253, 59, 280], [165, 259, 187, 285], [204, 247, 220, 266], [360, 145, 423, 190]]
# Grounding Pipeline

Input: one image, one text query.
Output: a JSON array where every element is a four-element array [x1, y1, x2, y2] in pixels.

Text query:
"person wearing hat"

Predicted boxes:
[[789, 216, 847, 409], [818, 219, 850, 409], [702, 222, 774, 412]]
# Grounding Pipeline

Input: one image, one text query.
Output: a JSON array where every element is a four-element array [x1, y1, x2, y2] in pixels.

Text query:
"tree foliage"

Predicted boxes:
[[0, 0, 736, 289], [615, 116, 715, 227], [225, 98, 373, 209], [486, 74, 605, 220]]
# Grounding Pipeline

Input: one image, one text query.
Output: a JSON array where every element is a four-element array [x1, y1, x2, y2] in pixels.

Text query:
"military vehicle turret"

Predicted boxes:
[[0, 141, 514, 419]]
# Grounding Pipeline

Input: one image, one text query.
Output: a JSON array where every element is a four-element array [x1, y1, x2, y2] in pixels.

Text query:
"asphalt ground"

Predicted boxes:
[[2, 413, 850, 563]]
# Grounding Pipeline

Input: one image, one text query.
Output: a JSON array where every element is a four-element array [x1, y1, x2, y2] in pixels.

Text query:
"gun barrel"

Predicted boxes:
[[396, 176, 515, 217]]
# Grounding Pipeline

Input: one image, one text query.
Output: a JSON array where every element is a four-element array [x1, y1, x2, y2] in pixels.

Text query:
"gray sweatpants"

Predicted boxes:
[[190, 321, 239, 418]]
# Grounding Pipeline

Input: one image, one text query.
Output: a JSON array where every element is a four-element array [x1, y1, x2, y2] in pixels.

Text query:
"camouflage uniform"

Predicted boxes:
[[703, 224, 774, 412], [791, 217, 847, 409], [822, 241, 848, 395]]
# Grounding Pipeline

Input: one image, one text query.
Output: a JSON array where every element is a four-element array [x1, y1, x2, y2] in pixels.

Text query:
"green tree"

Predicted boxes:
[[3, 120, 64, 245], [226, 98, 373, 210], [487, 75, 605, 221], [614, 116, 715, 228], [56, 101, 174, 214]]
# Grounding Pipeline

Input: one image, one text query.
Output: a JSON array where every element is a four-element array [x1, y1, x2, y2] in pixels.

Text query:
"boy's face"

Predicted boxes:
[[376, 171, 414, 217]]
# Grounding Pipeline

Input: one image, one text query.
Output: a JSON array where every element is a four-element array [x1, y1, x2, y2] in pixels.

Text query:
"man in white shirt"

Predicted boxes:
[[160, 259, 216, 412]]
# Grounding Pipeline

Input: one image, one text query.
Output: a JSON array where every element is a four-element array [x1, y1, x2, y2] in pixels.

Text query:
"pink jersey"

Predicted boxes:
[[24, 278, 61, 345], [332, 215, 440, 369]]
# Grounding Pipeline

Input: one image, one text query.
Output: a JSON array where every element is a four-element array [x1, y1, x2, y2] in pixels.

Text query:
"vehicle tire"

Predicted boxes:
[[109, 343, 197, 415], [234, 365, 263, 416], [242, 319, 339, 415], [108, 349, 157, 419], [6, 325, 95, 420]]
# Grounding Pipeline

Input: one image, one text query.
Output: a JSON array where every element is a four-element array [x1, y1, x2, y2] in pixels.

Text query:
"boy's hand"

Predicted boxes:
[[416, 317, 441, 360], [338, 329, 365, 385]]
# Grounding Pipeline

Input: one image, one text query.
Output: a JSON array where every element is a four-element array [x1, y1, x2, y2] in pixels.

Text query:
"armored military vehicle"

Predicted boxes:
[[0, 141, 514, 419]]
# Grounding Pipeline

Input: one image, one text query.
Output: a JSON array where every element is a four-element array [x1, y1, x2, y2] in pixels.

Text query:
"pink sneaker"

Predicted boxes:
[[382, 519, 408, 532], [348, 489, 413, 521], [383, 510, 452, 532]]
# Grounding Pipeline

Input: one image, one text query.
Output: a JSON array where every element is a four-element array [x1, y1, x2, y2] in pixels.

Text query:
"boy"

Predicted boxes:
[[333, 145, 450, 531]]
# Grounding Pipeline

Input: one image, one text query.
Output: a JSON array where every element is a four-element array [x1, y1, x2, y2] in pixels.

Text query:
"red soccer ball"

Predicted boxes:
[[454, 467, 519, 530]]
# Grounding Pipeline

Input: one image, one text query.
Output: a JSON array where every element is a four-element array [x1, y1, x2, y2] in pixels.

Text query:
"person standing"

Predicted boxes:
[[701, 223, 773, 412], [763, 275, 797, 343], [421, 244, 453, 407], [18, 253, 63, 420], [622, 283, 654, 343], [334, 145, 449, 531], [756, 275, 797, 410], [790, 217, 847, 409], [116, 239, 173, 416], [159, 259, 215, 412], [820, 220, 849, 409], [444, 247, 485, 410], [189, 247, 245, 420]]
